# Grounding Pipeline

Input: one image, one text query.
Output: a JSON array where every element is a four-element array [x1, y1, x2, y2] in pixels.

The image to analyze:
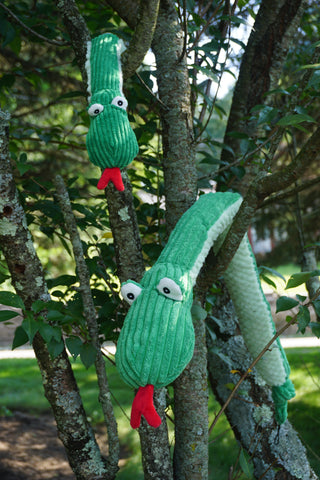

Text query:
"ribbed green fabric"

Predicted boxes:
[[85, 34, 139, 173], [116, 192, 295, 423], [224, 235, 289, 387], [157, 192, 241, 276], [116, 263, 194, 388], [272, 379, 296, 424], [89, 33, 122, 93]]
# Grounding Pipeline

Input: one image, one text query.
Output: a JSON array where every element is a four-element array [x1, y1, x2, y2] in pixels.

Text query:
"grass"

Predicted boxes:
[[0, 348, 320, 479]]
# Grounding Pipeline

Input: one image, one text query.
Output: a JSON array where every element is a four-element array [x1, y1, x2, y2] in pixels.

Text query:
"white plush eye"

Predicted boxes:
[[121, 281, 142, 305], [156, 278, 183, 301], [88, 103, 104, 117], [111, 96, 128, 110]]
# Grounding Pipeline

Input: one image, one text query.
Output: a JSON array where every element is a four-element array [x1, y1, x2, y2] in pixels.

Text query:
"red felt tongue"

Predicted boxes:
[[130, 385, 162, 429], [97, 167, 124, 191]]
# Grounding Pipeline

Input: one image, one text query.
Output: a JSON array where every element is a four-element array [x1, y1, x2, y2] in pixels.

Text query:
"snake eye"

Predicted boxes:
[[111, 96, 128, 110], [88, 103, 104, 117], [121, 281, 142, 305], [157, 278, 183, 301]]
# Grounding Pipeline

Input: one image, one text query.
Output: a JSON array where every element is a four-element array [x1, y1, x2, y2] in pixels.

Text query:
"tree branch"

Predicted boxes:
[[220, 0, 305, 192], [0, 110, 110, 479], [54, 175, 120, 476], [105, 0, 139, 30], [0, 2, 69, 46], [260, 175, 320, 207], [53, 0, 91, 87], [121, 0, 160, 81]]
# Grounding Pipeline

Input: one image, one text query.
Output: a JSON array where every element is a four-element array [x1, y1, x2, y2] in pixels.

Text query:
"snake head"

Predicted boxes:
[[115, 264, 195, 389], [86, 90, 139, 171]]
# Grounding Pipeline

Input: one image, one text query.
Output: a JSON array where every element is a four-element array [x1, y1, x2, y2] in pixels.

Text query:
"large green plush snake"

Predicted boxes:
[[115, 192, 295, 428], [85, 33, 139, 191]]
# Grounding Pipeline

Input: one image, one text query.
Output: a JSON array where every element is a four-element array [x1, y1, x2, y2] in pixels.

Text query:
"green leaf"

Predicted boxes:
[[47, 338, 65, 359], [39, 324, 62, 344], [31, 299, 48, 314], [276, 113, 316, 126], [310, 323, 320, 338], [0, 272, 10, 285], [258, 265, 286, 283], [296, 294, 307, 303], [12, 326, 29, 350], [65, 336, 83, 360], [260, 274, 277, 289], [0, 310, 19, 322], [22, 313, 39, 343], [80, 343, 97, 369], [239, 449, 254, 479], [312, 298, 320, 317], [297, 305, 311, 334], [286, 270, 320, 289], [16, 163, 33, 176], [0, 291, 24, 309], [47, 310, 66, 322], [276, 296, 299, 313]]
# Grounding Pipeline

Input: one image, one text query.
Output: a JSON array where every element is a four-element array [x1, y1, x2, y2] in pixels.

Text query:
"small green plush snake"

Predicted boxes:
[[85, 33, 139, 191], [115, 192, 295, 428]]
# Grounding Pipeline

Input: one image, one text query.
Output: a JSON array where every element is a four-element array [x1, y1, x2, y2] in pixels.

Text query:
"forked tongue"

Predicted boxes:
[[97, 167, 124, 191], [130, 385, 162, 429]]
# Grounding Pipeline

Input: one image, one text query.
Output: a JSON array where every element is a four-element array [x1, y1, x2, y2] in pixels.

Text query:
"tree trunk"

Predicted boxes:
[[152, 0, 197, 234], [152, 2, 208, 478], [208, 290, 318, 480], [0, 110, 116, 479]]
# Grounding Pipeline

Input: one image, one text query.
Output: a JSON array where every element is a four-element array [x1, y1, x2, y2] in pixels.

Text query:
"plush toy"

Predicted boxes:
[[85, 33, 139, 191], [115, 192, 295, 429]]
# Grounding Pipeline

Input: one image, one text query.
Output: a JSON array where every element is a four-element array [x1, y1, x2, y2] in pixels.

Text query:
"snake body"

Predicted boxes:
[[85, 33, 139, 191], [116, 192, 295, 427]]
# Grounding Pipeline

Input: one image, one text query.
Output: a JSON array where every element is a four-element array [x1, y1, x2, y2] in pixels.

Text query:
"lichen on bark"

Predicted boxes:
[[207, 291, 318, 480]]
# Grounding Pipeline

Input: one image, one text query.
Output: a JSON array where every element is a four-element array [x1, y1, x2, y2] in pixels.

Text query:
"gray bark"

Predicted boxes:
[[105, 174, 145, 283], [173, 304, 209, 480], [0, 110, 114, 479], [152, 0, 197, 234], [208, 291, 318, 480], [121, 0, 160, 81], [152, 2, 208, 478], [54, 175, 120, 475]]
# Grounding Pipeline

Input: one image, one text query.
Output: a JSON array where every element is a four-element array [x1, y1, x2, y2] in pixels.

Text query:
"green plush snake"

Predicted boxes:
[[115, 192, 295, 428], [85, 33, 139, 191]]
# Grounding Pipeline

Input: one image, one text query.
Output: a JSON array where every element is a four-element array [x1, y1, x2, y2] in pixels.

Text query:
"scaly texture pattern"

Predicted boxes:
[[115, 192, 295, 427], [85, 33, 139, 190]]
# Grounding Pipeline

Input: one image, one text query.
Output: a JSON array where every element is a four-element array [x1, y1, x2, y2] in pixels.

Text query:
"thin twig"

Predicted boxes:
[[209, 315, 296, 433], [190, 0, 224, 51], [135, 71, 169, 110], [0, 2, 69, 46]]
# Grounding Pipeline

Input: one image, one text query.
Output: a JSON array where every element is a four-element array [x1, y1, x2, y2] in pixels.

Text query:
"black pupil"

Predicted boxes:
[[117, 100, 123, 106], [127, 292, 135, 300], [163, 287, 170, 294], [94, 109, 100, 114]]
